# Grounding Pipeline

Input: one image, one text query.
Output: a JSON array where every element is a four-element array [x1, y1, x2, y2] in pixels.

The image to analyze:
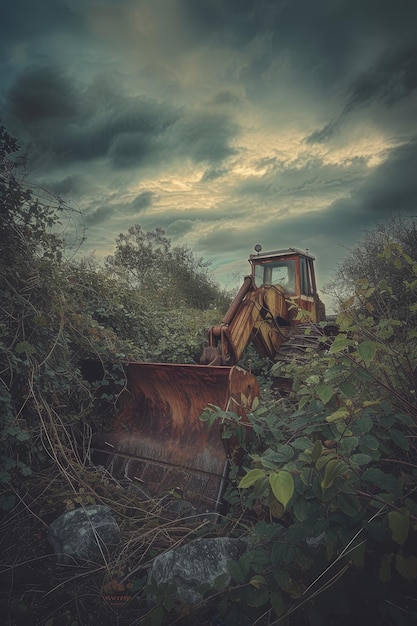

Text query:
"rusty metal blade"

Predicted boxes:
[[85, 362, 259, 512]]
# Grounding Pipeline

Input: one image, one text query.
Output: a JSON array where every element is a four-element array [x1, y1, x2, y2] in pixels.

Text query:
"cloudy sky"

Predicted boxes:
[[2, 0, 417, 309]]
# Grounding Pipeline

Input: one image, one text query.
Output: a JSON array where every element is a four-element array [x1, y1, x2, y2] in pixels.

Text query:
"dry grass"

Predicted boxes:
[[0, 457, 223, 625]]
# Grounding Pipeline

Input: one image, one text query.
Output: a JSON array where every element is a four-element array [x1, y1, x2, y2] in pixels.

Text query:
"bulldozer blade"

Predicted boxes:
[[84, 362, 259, 514]]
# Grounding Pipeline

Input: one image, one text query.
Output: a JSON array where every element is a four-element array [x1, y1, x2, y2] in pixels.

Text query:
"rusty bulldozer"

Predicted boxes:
[[85, 247, 327, 514]]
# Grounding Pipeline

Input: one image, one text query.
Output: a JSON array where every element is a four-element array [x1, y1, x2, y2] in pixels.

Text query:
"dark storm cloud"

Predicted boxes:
[[42, 174, 88, 198], [347, 43, 417, 110], [85, 205, 115, 226], [3, 65, 179, 166], [173, 112, 239, 164], [210, 90, 243, 106], [4, 65, 240, 172], [166, 219, 195, 237], [200, 166, 229, 183], [181, 0, 278, 46], [1, 0, 81, 57], [307, 42, 417, 144], [236, 156, 368, 201], [352, 139, 417, 215], [131, 191, 154, 212], [182, 0, 416, 78], [6, 66, 80, 125], [54, 95, 180, 166], [138, 204, 250, 234], [200, 229, 254, 255]]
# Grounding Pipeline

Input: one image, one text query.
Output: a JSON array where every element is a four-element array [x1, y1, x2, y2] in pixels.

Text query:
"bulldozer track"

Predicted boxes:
[[276, 322, 336, 364]]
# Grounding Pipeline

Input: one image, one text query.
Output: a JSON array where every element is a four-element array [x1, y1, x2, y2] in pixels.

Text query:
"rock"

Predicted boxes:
[[148, 537, 246, 605], [48, 505, 120, 563]]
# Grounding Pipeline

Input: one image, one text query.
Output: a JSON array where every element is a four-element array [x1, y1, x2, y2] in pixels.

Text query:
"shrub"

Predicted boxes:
[[201, 244, 417, 625]]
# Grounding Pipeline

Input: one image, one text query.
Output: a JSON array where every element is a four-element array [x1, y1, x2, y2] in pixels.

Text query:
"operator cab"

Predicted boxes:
[[249, 246, 316, 296], [249, 246, 324, 322]]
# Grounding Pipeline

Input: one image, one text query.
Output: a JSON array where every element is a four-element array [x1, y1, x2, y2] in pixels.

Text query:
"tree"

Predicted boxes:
[[327, 215, 417, 322], [105, 223, 230, 311]]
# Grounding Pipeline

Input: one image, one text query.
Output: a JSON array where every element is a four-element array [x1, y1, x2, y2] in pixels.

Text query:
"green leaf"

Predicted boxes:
[[271, 542, 294, 568], [315, 453, 337, 471], [261, 445, 294, 466], [243, 549, 271, 566], [0, 472, 12, 484], [15, 341, 36, 355], [239, 468, 265, 488], [338, 381, 357, 399], [270, 590, 285, 617], [316, 384, 333, 405], [269, 471, 294, 509], [0, 493, 16, 511], [349, 541, 365, 567], [211, 572, 228, 591], [365, 521, 387, 542], [292, 437, 314, 451], [247, 586, 269, 607], [253, 476, 269, 498], [388, 511, 409, 545], [298, 395, 310, 410], [294, 498, 310, 522], [390, 428, 409, 451], [311, 440, 323, 463], [326, 408, 349, 423], [356, 413, 373, 433], [339, 436, 359, 455], [250, 575, 267, 589], [361, 434, 378, 450], [321, 459, 347, 490], [358, 341, 376, 363], [274, 570, 290, 591], [268, 498, 285, 519], [335, 493, 361, 517], [227, 560, 246, 584], [16, 430, 30, 442], [362, 468, 399, 492], [395, 554, 417, 580], [350, 453, 372, 466], [329, 338, 353, 353]]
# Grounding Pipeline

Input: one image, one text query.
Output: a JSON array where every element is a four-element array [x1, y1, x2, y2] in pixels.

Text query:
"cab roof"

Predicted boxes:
[[249, 247, 316, 261]]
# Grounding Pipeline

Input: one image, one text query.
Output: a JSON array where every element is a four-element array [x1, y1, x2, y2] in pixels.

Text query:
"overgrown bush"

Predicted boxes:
[[200, 244, 417, 625], [327, 215, 417, 323], [0, 125, 232, 625], [0, 125, 230, 500]]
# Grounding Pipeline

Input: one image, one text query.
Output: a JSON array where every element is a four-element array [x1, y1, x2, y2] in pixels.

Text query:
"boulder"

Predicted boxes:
[[48, 505, 120, 563], [148, 537, 246, 605]]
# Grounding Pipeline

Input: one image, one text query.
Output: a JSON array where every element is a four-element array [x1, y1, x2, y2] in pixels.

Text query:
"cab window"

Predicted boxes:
[[254, 260, 296, 293]]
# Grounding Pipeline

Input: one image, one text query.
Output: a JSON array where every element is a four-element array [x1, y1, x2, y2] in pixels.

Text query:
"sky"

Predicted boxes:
[[1, 0, 417, 310]]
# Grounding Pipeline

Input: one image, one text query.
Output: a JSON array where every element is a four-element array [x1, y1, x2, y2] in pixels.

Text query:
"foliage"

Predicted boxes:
[[0, 125, 230, 498], [327, 215, 417, 322], [0, 125, 233, 625], [106, 223, 230, 311], [200, 244, 417, 625]]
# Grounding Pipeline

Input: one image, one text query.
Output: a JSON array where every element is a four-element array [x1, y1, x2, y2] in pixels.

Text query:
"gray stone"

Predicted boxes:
[[148, 537, 246, 605], [48, 505, 120, 563]]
